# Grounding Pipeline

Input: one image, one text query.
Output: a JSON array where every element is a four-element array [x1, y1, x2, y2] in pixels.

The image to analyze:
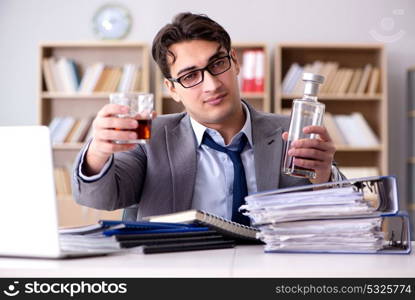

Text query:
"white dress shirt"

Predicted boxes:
[[189, 103, 257, 219]]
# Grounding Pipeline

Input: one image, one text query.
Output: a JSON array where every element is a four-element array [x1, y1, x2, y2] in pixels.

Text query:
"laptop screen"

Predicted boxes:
[[0, 126, 61, 257]]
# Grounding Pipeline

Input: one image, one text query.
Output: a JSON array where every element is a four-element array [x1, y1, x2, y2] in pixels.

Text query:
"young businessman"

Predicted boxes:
[[72, 12, 344, 224]]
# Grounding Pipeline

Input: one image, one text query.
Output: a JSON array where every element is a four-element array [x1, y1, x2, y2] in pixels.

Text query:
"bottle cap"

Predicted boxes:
[[303, 73, 325, 96]]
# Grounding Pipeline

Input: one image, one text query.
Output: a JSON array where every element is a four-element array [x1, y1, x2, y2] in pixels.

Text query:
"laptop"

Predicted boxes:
[[0, 125, 118, 258]]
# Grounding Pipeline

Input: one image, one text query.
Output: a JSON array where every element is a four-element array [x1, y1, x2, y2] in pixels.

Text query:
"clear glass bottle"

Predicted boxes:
[[282, 73, 325, 179]]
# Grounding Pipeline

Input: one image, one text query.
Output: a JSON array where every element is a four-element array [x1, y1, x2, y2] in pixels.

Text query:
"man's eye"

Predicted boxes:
[[182, 72, 198, 81], [212, 59, 225, 68]]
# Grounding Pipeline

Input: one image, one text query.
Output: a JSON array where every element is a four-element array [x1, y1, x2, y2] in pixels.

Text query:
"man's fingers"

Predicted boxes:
[[93, 139, 137, 154], [97, 104, 129, 118], [292, 157, 327, 170], [96, 117, 138, 130], [287, 148, 328, 162], [95, 129, 137, 141], [291, 138, 335, 152], [303, 125, 332, 142], [282, 132, 288, 141]]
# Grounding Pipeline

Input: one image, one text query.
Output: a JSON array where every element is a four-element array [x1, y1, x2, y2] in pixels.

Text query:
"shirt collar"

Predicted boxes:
[[190, 102, 253, 148]]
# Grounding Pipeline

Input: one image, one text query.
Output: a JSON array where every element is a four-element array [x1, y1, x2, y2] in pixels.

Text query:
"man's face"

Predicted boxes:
[[165, 40, 241, 126]]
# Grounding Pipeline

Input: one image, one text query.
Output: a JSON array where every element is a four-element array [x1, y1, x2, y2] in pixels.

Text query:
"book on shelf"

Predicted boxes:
[[67, 59, 81, 89], [241, 49, 265, 93], [282, 61, 380, 96], [42, 58, 57, 92], [337, 68, 354, 94], [63, 119, 81, 143], [40, 60, 140, 95], [56, 57, 79, 93], [93, 67, 111, 92], [117, 64, 142, 92], [143, 209, 260, 243], [241, 50, 256, 92], [242, 176, 411, 254], [79, 62, 105, 94], [333, 112, 379, 147], [43, 57, 80, 93], [69, 117, 94, 143], [282, 63, 299, 94], [50, 116, 76, 144], [109, 67, 123, 92], [347, 68, 363, 94], [48, 117, 62, 138], [367, 67, 380, 94], [323, 112, 347, 146], [320, 62, 339, 94], [253, 50, 265, 92], [278, 110, 377, 148], [356, 64, 373, 94], [48, 117, 93, 144]]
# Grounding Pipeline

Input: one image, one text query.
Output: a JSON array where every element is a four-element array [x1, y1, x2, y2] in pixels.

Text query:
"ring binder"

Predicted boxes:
[[243, 176, 411, 254]]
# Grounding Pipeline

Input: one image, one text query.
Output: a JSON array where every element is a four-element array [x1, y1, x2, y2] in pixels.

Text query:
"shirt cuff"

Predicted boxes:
[[78, 139, 113, 182]]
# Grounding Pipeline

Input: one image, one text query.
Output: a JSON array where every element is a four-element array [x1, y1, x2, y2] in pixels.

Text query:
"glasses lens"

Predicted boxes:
[[208, 56, 231, 75], [180, 70, 202, 88]]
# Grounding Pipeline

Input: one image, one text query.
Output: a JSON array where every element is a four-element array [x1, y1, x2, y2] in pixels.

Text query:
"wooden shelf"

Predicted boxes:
[[241, 92, 267, 99], [335, 146, 382, 152], [42, 92, 112, 99], [39, 41, 150, 227], [275, 43, 387, 176], [281, 94, 382, 101], [42, 92, 148, 99]]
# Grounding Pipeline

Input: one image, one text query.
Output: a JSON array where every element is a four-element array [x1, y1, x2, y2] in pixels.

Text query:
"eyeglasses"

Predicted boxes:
[[169, 54, 232, 88]]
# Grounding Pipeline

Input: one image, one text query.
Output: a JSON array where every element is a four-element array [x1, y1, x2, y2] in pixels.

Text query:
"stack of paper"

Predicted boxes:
[[258, 218, 384, 252], [242, 176, 411, 254], [244, 186, 377, 224]]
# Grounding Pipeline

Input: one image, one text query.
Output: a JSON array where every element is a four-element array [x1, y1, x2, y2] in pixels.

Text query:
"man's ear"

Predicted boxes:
[[230, 48, 240, 76], [164, 78, 181, 103]]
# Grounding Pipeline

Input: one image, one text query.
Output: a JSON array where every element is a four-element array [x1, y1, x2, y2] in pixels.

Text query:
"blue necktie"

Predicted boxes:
[[202, 132, 250, 225]]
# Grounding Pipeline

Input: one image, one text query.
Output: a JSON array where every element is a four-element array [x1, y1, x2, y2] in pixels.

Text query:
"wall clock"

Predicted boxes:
[[93, 4, 132, 40]]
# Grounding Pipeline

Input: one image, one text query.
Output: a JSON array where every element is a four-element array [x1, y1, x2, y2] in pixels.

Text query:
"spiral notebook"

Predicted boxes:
[[143, 210, 260, 242]]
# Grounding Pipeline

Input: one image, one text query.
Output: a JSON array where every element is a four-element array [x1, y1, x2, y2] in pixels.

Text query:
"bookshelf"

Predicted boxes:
[[275, 43, 388, 177], [407, 66, 415, 236], [155, 43, 271, 114], [38, 42, 150, 227]]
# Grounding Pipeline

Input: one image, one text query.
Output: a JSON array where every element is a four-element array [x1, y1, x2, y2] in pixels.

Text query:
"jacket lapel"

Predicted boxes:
[[249, 105, 284, 191], [165, 114, 197, 212]]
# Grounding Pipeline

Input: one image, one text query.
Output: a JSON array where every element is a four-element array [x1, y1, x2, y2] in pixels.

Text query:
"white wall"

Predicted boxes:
[[0, 0, 414, 203]]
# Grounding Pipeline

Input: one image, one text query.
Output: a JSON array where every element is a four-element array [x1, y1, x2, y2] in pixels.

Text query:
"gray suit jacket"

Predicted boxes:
[[72, 103, 312, 220]]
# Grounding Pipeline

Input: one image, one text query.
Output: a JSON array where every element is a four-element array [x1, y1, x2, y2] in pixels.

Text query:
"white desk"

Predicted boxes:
[[1, 244, 414, 278]]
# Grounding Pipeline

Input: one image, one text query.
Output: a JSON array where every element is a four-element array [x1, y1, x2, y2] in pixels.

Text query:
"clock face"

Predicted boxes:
[[93, 4, 132, 40]]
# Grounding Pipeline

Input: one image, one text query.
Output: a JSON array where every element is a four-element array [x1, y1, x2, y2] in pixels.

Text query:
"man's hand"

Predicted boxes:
[[84, 104, 156, 176], [282, 125, 336, 184]]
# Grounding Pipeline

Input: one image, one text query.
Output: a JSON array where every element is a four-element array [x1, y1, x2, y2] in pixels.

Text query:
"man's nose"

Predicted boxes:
[[202, 70, 222, 92]]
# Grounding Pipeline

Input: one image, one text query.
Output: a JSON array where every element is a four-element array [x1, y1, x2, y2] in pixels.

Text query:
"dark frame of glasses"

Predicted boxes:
[[168, 54, 232, 88]]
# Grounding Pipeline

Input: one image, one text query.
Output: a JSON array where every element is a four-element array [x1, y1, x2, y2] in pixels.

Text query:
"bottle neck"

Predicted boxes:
[[303, 94, 318, 101]]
